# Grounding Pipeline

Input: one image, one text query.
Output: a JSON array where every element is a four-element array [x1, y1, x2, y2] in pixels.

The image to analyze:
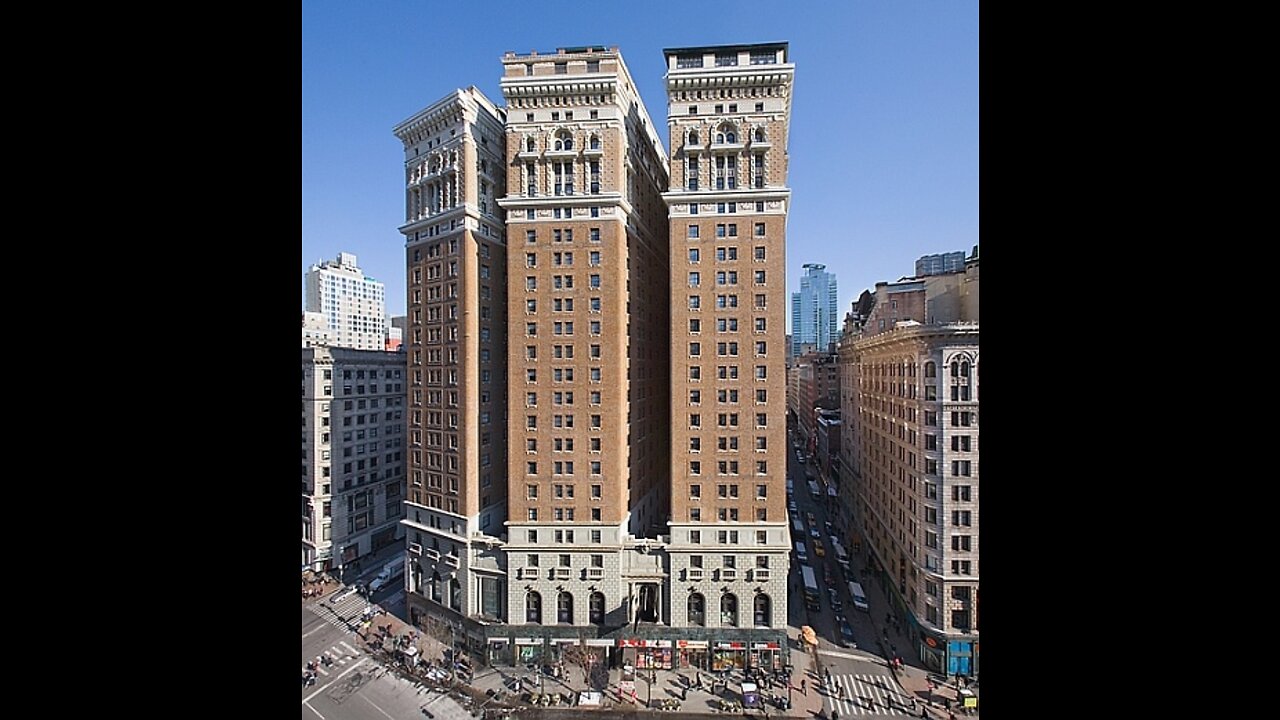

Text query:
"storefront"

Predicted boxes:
[[488, 639, 509, 667], [618, 639, 673, 669], [676, 640, 709, 670], [712, 641, 747, 671], [919, 632, 945, 673], [515, 638, 544, 666], [749, 642, 781, 672]]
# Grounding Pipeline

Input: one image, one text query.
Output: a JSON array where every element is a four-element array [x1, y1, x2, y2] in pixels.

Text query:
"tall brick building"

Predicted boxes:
[[394, 87, 510, 647], [496, 46, 672, 666], [661, 42, 794, 670]]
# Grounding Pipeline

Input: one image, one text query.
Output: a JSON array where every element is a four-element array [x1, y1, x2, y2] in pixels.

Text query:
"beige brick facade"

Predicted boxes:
[[663, 43, 794, 634], [395, 87, 510, 627], [840, 320, 979, 673], [498, 46, 672, 632]]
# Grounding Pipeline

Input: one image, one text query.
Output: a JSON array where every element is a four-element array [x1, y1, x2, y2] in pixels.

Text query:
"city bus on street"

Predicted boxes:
[[848, 581, 869, 612], [801, 565, 820, 610]]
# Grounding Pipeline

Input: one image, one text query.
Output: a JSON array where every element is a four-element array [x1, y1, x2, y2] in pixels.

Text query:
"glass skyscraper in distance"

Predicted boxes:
[[791, 263, 838, 356]]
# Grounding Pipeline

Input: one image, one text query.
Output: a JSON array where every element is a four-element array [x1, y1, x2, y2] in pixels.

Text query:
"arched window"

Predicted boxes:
[[961, 361, 970, 378], [721, 593, 738, 627], [951, 361, 961, 377], [430, 570, 442, 602], [688, 592, 706, 626], [589, 592, 605, 625], [526, 591, 542, 624], [557, 591, 574, 624], [450, 578, 462, 611], [589, 134, 601, 150], [925, 362, 937, 378], [555, 131, 574, 151], [688, 130, 700, 146], [526, 137, 535, 152], [753, 593, 771, 627]]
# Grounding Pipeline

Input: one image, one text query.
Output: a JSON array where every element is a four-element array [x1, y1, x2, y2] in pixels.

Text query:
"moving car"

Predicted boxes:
[[839, 620, 856, 646], [809, 527, 821, 539]]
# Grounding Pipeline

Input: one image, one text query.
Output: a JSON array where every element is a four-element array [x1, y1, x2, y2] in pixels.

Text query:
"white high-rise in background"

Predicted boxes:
[[305, 252, 387, 350]]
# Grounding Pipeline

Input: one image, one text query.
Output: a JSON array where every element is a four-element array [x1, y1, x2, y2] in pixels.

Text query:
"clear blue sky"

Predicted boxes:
[[302, 0, 979, 328]]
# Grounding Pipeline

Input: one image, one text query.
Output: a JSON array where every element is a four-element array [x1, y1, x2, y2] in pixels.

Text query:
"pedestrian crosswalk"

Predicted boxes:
[[304, 640, 363, 677], [310, 590, 374, 630], [823, 674, 914, 717]]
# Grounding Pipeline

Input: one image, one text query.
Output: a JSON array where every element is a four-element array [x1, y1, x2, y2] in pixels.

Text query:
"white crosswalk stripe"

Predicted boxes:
[[305, 642, 362, 677], [825, 674, 912, 717], [308, 592, 375, 630]]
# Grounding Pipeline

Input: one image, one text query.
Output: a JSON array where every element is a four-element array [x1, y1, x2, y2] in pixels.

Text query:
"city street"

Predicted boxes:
[[786, 422, 914, 718]]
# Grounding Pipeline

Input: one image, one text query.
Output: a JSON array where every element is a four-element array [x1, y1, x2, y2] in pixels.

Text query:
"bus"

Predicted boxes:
[[801, 565, 820, 610], [847, 581, 869, 612]]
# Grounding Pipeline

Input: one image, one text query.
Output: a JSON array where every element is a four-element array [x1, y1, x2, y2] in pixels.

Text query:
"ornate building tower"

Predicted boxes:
[[497, 47, 671, 657], [394, 87, 510, 649], [662, 43, 794, 663]]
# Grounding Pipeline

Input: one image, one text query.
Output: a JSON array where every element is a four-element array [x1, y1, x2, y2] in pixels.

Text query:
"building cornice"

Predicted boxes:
[[666, 66, 795, 94], [853, 323, 979, 353], [500, 77, 619, 100]]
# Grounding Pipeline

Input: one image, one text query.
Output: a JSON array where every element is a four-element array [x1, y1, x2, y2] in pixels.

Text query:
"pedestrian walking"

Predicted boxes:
[[801, 679, 807, 696]]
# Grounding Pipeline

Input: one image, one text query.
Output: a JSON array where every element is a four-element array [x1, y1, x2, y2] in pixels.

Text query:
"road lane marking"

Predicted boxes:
[[303, 624, 329, 639], [340, 641, 360, 655], [359, 694, 397, 720], [303, 656, 368, 704], [303, 701, 326, 719]]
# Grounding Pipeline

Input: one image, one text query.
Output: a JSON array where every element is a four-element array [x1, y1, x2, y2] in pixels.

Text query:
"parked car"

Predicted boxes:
[[812, 540, 825, 558]]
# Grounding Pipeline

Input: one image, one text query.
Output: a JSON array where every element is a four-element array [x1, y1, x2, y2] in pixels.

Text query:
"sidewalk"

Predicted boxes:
[[461, 648, 825, 718], [859, 568, 979, 720]]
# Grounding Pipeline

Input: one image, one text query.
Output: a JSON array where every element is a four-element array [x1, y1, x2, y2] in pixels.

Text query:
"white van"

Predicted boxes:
[[794, 541, 808, 564], [848, 581, 869, 612], [369, 559, 404, 593]]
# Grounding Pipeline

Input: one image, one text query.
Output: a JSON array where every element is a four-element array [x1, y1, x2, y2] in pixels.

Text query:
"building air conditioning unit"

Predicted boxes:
[[408, 543, 423, 556]]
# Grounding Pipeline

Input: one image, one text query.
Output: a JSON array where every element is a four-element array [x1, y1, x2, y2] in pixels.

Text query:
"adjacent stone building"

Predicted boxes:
[[302, 346, 407, 574], [836, 251, 979, 676]]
